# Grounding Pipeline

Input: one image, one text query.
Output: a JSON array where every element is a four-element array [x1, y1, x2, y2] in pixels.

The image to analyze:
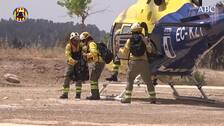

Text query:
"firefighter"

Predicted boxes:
[[106, 29, 121, 82], [105, 56, 120, 81], [118, 23, 156, 104], [59, 32, 84, 99], [106, 29, 158, 86], [80, 32, 105, 100]]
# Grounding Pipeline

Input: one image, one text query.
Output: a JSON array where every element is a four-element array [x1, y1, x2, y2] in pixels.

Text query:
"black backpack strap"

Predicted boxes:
[[128, 51, 131, 66], [127, 40, 131, 66]]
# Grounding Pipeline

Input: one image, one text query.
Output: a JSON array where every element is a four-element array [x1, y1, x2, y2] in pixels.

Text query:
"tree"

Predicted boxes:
[[0, 19, 107, 48], [57, 0, 106, 27], [57, 0, 91, 26]]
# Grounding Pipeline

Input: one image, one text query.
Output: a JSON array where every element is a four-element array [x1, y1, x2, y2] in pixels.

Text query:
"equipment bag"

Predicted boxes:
[[70, 48, 89, 81], [73, 58, 89, 81], [96, 42, 114, 64], [129, 34, 146, 57]]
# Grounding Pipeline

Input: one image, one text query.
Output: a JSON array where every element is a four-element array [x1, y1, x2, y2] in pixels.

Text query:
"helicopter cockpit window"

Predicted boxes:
[[154, 0, 165, 6], [121, 26, 131, 34]]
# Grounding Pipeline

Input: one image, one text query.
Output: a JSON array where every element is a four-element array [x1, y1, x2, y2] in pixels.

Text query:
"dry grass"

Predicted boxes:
[[1, 48, 224, 86], [199, 68, 224, 86], [0, 47, 65, 59]]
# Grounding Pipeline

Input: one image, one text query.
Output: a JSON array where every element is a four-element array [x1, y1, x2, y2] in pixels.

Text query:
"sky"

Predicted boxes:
[[0, 0, 222, 32]]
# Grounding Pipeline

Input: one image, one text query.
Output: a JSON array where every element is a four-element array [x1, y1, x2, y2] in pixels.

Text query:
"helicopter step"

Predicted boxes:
[[100, 81, 126, 101]]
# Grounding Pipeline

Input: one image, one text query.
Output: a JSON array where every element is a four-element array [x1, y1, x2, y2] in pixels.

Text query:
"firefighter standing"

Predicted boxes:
[[80, 32, 105, 100], [106, 28, 158, 86], [118, 23, 156, 104], [60, 32, 84, 99]]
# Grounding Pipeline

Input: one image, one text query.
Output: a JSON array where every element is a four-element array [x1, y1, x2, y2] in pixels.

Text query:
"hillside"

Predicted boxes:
[[0, 19, 107, 48]]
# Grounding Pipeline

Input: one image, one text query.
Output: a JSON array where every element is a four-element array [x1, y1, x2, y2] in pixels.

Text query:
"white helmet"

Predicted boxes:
[[131, 23, 143, 32], [70, 32, 79, 40]]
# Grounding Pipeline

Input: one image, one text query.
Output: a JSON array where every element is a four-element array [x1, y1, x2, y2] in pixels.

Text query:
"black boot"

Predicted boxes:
[[106, 74, 118, 82], [86, 90, 100, 100], [86, 95, 100, 100], [152, 79, 158, 86], [75, 93, 81, 99], [121, 98, 131, 104], [59, 93, 68, 99], [148, 97, 156, 104], [121, 90, 132, 104]]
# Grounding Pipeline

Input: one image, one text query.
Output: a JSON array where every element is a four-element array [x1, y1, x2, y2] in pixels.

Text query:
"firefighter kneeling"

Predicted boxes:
[[118, 23, 156, 104]]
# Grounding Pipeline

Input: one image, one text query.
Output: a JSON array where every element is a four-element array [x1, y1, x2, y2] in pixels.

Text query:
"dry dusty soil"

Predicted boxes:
[[0, 57, 224, 126]]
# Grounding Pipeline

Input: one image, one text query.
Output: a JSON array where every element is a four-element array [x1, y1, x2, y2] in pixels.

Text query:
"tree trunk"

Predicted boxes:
[[81, 15, 87, 32]]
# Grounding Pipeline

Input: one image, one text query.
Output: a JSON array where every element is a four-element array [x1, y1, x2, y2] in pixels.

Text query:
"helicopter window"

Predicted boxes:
[[121, 26, 131, 34], [154, 0, 165, 6]]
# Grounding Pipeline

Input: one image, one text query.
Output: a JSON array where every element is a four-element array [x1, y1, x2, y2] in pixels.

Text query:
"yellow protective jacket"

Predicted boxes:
[[65, 41, 82, 65], [85, 41, 103, 63], [118, 37, 154, 61]]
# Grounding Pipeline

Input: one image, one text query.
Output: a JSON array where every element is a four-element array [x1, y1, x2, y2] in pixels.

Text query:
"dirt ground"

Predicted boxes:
[[1, 57, 224, 126]]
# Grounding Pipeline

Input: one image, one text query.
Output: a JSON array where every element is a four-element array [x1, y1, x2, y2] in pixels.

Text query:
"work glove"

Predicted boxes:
[[113, 55, 121, 65], [82, 45, 88, 53], [68, 58, 77, 66]]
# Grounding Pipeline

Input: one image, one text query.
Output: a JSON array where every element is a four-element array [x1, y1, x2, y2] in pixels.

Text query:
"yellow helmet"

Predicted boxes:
[[131, 23, 143, 32], [80, 32, 90, 40]]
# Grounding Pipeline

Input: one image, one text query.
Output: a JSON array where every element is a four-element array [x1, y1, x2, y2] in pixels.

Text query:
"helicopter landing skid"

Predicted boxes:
[[168, 82, 216, 103], [100, 81, 126, 101]]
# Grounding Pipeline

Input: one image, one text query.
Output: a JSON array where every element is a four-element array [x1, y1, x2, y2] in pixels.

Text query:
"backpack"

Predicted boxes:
[[73, 58, 89, 81], [70, 44, 89, 81], [129, 34, 146, 57], [96, 42, 114, 64]]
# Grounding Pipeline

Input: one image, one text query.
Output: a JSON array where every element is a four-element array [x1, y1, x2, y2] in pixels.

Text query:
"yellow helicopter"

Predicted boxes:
[[102, 0, 224, 102]]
